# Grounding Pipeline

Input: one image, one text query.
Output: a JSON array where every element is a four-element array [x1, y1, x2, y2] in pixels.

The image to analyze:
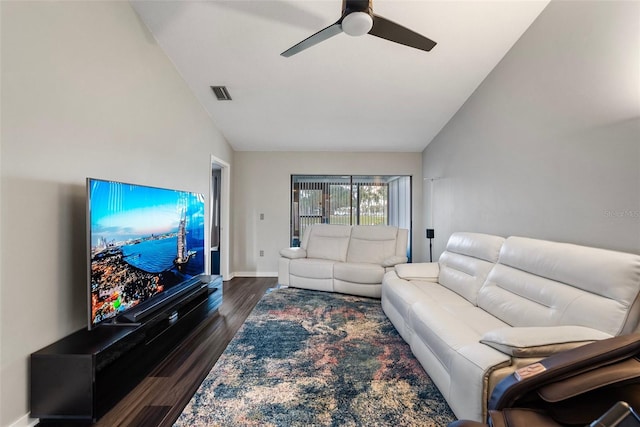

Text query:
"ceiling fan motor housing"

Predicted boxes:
[[343, 0, 373, 15]]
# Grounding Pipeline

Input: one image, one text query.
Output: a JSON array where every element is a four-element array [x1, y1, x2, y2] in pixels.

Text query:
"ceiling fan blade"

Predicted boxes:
[[369, 14, 436, 52], [281, 23, 343, 57]]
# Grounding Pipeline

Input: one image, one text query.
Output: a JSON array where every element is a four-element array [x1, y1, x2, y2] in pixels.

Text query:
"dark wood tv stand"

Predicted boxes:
[[30, 276, 223, 424]]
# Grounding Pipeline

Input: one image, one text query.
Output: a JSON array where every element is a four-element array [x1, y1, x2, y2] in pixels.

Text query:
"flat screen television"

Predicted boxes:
[[87, 178, 207, 330]]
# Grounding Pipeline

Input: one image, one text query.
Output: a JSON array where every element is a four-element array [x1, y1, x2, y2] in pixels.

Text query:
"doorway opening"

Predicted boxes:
[[211, 156, 230, 279]]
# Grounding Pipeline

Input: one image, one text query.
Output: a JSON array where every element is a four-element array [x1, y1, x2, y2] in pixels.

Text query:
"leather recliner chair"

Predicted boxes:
[[449, 333, 640, 427]]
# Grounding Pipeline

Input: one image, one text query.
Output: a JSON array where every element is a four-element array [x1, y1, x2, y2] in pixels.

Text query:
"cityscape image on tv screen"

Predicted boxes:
[[88, 178, 205, 327]]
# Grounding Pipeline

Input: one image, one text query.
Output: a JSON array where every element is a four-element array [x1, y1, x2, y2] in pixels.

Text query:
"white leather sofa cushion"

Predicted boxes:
[[409, 300, 511, 420], [289, 275, 333, 293], [384, 275, 487, 327], [334, 262, 384, 284], [480, 325, 612, 357], [382, 274, 469, 343], [334, 280, 383, 299], [290, 258, 335, 279], [303, 224, 352, 262], [346, 225, 402, 264], [478, 236, 640, 336], [500, 237, 640, 300], [381, 272, 427, 341], [411, 301, 511, 350], [438, 232, 506, 305], [444, 232, 505, 262]]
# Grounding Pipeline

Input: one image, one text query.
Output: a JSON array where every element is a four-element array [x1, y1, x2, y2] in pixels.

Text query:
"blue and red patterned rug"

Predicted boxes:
[[175, 287, 455, 426]]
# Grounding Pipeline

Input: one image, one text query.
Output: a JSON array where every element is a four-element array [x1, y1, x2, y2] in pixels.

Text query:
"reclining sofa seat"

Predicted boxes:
[[381, 232, 640, 422], [279, 224, 408, 298]]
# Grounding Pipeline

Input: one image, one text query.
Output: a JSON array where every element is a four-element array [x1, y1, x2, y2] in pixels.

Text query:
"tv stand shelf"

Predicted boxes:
[[30, 276, 223, 423]]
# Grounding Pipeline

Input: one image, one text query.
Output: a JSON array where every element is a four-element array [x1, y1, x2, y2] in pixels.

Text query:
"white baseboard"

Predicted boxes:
[[232, 271, 278, 278], [9, 413, 37, 427]]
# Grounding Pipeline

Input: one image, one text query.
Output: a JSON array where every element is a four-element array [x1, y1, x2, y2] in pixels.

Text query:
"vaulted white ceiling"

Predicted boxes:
[[131, 0, 549, 152]]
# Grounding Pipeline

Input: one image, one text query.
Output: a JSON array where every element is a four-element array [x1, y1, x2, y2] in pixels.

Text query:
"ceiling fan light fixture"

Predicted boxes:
[[341, 12, 373, 37]]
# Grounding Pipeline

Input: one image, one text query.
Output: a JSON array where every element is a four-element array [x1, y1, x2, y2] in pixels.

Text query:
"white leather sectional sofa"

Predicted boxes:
[[278, 224, 408, 298], [382, 232, 640, 422]]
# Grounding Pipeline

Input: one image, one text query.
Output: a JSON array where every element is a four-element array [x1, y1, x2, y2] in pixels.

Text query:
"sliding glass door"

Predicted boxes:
[[290, 175, 411, 259]]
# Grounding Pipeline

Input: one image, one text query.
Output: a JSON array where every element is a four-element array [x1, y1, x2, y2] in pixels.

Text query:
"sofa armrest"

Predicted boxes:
[[280, 247, 307, 259], [382, 255, 408, 268], [480, 326, 613, 358], [394, 262, 440, 282]]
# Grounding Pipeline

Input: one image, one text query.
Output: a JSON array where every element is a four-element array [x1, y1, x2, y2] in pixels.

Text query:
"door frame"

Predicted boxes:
[[211, 155, 230, 280]]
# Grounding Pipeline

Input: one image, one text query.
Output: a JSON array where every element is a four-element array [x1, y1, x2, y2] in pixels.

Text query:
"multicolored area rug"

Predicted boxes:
[[175, 288, 455, 427]]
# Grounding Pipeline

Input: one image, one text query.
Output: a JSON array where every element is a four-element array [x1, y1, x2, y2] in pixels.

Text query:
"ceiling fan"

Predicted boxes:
[[281, 0, 437, 57]]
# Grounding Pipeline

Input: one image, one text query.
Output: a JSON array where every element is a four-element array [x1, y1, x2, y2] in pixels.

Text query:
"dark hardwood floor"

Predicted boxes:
[[94, 276, 277, 427]]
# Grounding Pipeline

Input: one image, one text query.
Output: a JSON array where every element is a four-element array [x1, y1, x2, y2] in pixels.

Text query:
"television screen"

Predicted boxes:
[[87, 178, 206, 329]]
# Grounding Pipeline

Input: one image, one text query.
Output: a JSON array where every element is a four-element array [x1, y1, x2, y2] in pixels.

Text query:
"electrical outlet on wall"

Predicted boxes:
[[260, 213, 264, 220], [259, 250, 264, 257]]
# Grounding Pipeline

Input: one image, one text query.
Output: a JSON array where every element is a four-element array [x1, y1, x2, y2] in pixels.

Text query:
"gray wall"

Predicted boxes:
[[422, 0, 640, 260], [232, 151, 423, 275], [0, 2, 232, 425]]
